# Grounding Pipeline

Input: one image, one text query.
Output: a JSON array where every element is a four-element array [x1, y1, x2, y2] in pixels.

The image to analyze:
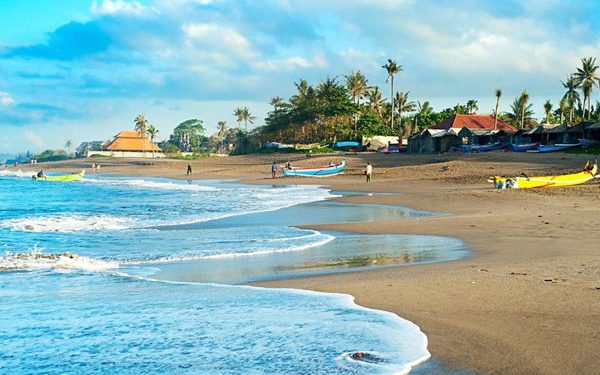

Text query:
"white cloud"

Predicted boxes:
[[0, 92, 15, 106], [24, 131, 45, 149], [91, 0, 150, 16]]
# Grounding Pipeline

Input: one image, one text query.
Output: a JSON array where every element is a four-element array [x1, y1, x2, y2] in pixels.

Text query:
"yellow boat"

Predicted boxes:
[[490, 163, 597, 189], [33, 170, 85, 182]]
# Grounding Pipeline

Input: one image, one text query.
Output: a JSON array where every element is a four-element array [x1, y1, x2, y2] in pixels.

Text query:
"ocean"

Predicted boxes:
[[0, 169, 468, 374]]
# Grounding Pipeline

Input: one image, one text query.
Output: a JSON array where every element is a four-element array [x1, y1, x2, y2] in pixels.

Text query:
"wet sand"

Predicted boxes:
[[29, 152, 600, 374]]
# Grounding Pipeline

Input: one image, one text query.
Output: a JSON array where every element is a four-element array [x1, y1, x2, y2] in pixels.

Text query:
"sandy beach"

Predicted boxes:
[[32, 152, 600, 374]]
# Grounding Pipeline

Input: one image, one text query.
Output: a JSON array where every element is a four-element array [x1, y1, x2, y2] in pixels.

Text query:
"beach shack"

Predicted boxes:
[[408, 114, 516, 153], [87, 131, 165, 158]]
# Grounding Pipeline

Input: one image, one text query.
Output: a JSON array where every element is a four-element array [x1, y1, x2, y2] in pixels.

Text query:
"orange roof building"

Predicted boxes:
[[105, 131, 162, 152], [430, 114, 517, 133]]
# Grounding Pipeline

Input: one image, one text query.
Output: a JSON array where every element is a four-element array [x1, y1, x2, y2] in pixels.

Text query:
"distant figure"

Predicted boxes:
[[285, 161, 291, 169], [186, 162, 192, 175], [271, 161, 278, 178], [584, 161, 593, 172], [96, 164, 100, 173], [91, 163, 96, 173], [36, 169, 45, 178], [365, 163, 372, 183]]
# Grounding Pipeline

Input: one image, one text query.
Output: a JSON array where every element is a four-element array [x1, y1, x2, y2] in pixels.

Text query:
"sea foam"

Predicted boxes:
[[0, 214, 133, 232], [0, 249, 118, 272]]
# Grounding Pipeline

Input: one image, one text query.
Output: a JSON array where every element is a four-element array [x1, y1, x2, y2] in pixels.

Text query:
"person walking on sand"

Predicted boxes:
[[186, 162, 192, 176], [271, 161, 278, 178], [365, 162, 372, 183]]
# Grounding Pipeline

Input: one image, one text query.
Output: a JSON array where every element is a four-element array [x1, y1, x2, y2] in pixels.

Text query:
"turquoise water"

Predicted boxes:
[[0, 169, 468, 374]]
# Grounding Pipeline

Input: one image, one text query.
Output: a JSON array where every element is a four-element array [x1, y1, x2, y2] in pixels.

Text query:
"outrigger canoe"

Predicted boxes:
[[529, 143, 580, 153], [283, 160, 346, 177], [489, 163, 597, 189], [33, 170, 85, 182], [510, 142, 538, 152]]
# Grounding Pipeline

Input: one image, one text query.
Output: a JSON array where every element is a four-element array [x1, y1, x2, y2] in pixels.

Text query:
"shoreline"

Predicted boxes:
[[16, 153, 600, 374]]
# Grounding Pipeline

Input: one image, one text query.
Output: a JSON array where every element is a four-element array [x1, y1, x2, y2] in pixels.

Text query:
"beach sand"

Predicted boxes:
[[33, 152, 600, 374]]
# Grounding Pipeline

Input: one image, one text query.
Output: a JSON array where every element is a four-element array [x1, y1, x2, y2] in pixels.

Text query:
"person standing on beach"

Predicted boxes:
[[271, 161, 278, 178], [365, 163, 373, 183], [186, 162, 192, 176]]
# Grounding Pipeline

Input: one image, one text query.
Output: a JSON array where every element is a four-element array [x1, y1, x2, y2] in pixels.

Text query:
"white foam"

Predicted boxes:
[[0, 214, 133, 232], [0, 169, 31, 178], [126, 232, 335, 264], [82, 178, 218, 191], [0, 249, 118, 272]]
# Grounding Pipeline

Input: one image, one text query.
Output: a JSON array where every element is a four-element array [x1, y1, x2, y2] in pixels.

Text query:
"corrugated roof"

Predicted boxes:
[[587, 121, 600, 130], [430, 114, 517, 133], [105, 130, 162, 152]]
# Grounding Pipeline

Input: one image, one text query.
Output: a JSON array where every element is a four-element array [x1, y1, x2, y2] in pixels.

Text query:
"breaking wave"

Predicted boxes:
[[0, 248, 118, 272], [0, 215, 133, 232]]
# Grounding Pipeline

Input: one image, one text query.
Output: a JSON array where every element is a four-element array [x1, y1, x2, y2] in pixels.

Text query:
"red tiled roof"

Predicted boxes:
[[105, 130, 162, 152], [430, 114, 517, 133]]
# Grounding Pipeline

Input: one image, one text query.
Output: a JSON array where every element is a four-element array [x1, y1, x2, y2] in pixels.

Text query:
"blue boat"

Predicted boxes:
[[458, 142, 504, 153], [510, 142, 538, 152], [334, 141, 360, 148], [283, 160, 346, 177], [533, 143, 580, 153], [578, 139, 600, 148]]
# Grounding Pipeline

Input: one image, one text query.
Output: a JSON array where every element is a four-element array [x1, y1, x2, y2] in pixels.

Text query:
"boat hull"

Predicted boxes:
[[458, 142, 504, 153], [33, 171, 85, 182], [283, 161, 346, 177], [490, 164, 597, 189], [533, 143, 579, 153], [510, 143, 538, 152]]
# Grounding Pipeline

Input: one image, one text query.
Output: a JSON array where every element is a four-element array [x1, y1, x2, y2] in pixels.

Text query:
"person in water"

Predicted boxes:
[[36, 169, 45, 178], [271, 161, 278, 178], [186, 162, 192, 175]]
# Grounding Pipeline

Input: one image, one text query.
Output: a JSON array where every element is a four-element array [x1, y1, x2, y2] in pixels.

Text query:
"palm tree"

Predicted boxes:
[[466, 99, 479, 114], [146, 125, 159, 143], [134, 114, 149, 137], [493, 89, 502, 130], [216, 121, 228, 152], [382, 59, 402, 128], [269, 96, 283, 112], [240, 107, 255, 131], [345, 70, 369, 105], [573, 57, 600, 120], [518, 90, 530, 129], [543, 100, 553, 124], [508, 96, 533, 128], [561, 75, 581, 123], [233, 107, 244, 128], [345, 71, 369, 137], [414, 101, 433, 133], [394, 91, 416, 132], [64, 140, 73, 155], [366, 87, 386, 118], [558, 98, 567, 123]]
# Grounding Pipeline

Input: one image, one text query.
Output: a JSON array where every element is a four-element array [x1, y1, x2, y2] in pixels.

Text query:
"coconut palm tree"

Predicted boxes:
[[344, 70, 369, 105], [146, 125, 159, 143], [345, 71, 369, 137], [216, 121, 228, 152], [573, 57, 600, 120], [233, 107, 244, 128], [543, 100, 553, 124], [493, 89, 502, 130], [518, 90, 530, 129], [269, 96, 284, 112], [561, 75, 581, 123], [508, 96, 533, 128], [240, 107, 255, 131], [64, 140, 73, 155], [382, 59, 402, 128], [366, 87, 386, 119], [134, 114, 149, 137], [558, 98, 567, 123], [466, 99, 479, 114], [394, 91, 416, 132], [414, 101, 433, 133]]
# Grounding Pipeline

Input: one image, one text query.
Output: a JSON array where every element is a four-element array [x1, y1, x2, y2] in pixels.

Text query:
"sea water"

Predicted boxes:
[[0, 171, 467, 374]]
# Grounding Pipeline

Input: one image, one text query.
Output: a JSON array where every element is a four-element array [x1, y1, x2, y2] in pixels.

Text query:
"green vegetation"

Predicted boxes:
[[33, 149, 71, 162], [566, 147, 600, 155]]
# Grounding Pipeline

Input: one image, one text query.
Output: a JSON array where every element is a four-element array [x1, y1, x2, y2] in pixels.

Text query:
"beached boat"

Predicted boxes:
[[334, 141, 360, 148], [510, 142, 538, 152], [489, 163, 597, 189], [283, 160, 346, 177], [531, 143, 580, 153], [32, 170, 85, 182], [458, 142, 504, 153], [578, 139, 600, 148]]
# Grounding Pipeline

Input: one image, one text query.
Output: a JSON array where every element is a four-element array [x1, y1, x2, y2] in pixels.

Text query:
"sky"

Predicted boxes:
[[1, 0, 599, 153]]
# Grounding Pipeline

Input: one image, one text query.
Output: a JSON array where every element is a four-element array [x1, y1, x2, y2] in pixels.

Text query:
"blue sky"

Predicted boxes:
[[1, 0, 599, 153]]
